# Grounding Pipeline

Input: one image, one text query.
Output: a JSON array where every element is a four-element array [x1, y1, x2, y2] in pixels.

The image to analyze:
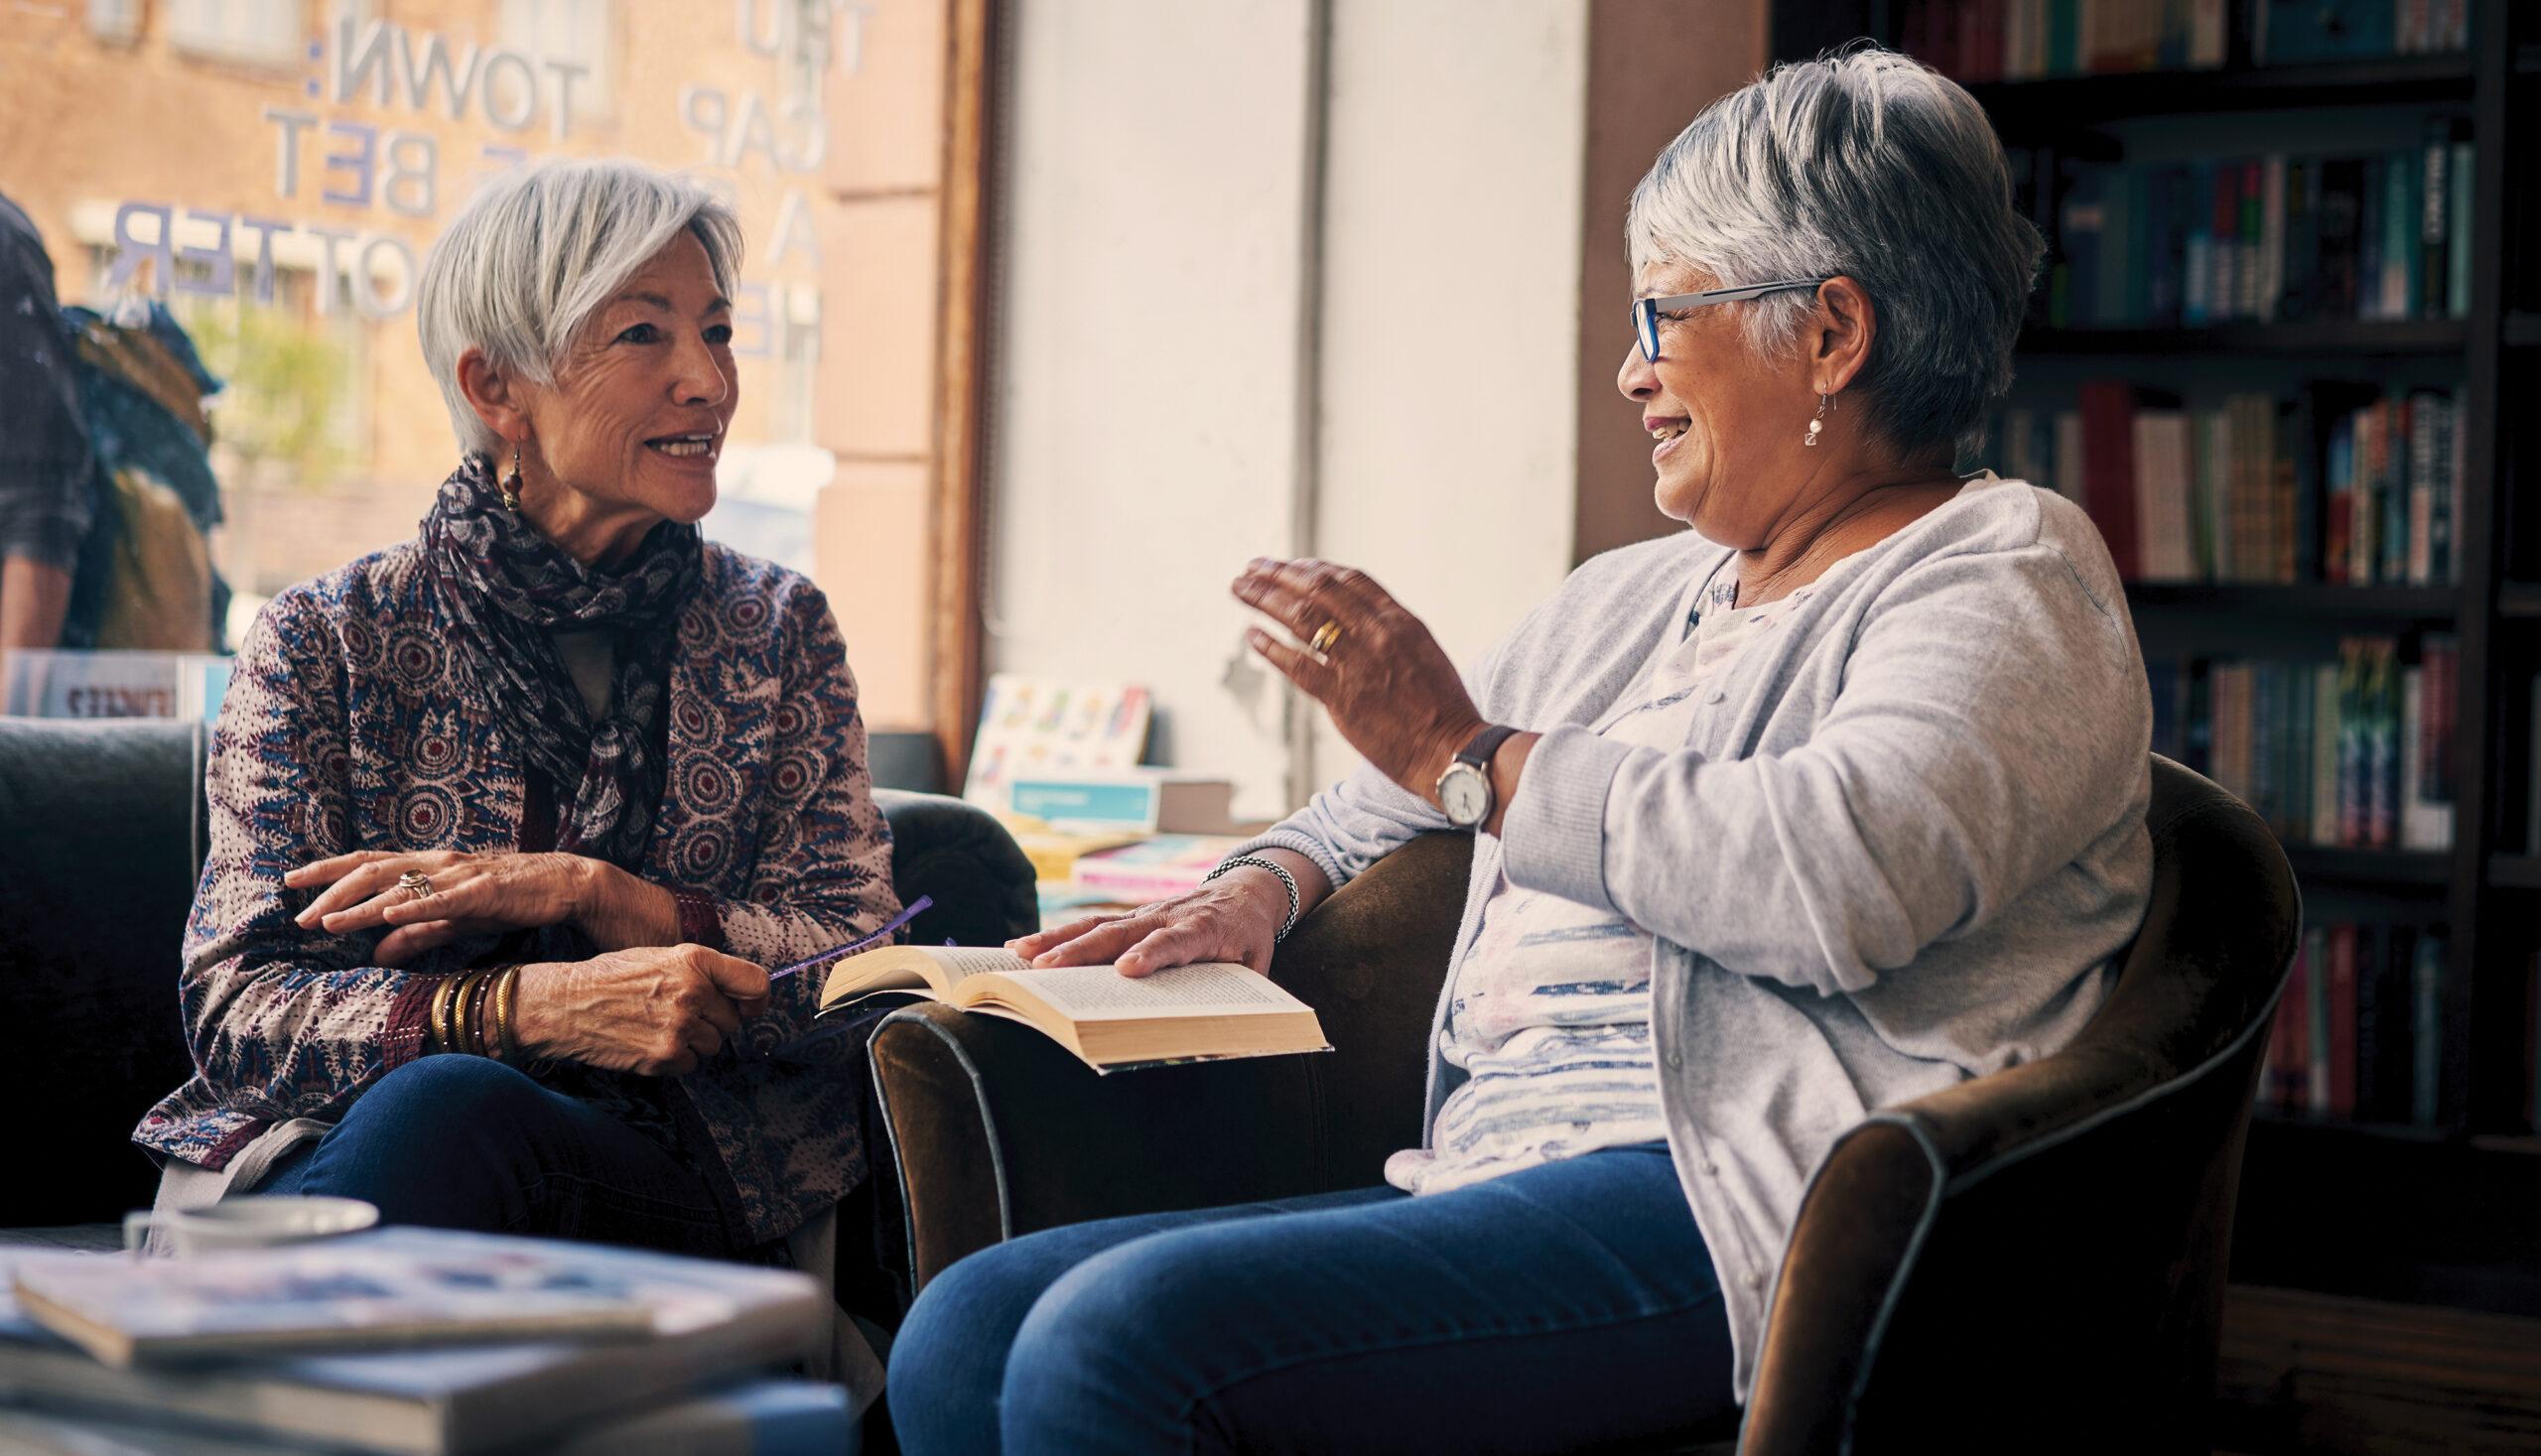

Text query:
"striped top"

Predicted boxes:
[[1387, 565, 1821, 1196]]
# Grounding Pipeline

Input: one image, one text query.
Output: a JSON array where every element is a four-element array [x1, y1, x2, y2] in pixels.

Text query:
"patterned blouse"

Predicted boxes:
[[132, 538, 900, 1247]]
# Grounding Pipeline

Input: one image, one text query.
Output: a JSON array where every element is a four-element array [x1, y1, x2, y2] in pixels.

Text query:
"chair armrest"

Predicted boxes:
[[869, 831, 1474, 1295]]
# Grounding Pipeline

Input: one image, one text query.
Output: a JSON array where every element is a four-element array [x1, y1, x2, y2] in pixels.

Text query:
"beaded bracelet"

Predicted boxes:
[[1204, 855, 1302, 945]]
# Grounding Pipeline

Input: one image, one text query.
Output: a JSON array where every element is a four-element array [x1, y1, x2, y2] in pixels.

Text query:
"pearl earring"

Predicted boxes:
[[1805, 393, 1833, 448], [500, 445, 524, 513]]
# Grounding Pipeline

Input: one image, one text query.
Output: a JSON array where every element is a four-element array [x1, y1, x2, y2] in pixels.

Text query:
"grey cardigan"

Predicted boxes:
[[1233, 473, 2153, 1401]]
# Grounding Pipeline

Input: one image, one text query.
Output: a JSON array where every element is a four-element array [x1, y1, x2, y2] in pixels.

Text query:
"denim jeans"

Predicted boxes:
[[257, 1056, 734, 1256], [886, 1141, 1735, 1455]]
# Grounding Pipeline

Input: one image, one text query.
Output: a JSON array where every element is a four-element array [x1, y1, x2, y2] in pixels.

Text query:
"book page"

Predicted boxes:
[[911, 946, 1032, 983], [990, 963, 1307, 1020]]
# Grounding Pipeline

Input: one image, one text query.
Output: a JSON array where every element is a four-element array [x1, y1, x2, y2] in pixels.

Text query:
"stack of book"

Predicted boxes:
[[2010, 125, 2474, 330], [1991, 382, 2465, 587], [1898, 0, 2467, 80], [0, 1228, 854, 1454], [2258, 921, 2447, 1126], [2148, 635, 2458, 852]]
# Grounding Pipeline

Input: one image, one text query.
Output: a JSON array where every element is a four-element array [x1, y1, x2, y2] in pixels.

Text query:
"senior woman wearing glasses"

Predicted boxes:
[[886, 48, 2153, 1454], [133, 159, 899, 1263]]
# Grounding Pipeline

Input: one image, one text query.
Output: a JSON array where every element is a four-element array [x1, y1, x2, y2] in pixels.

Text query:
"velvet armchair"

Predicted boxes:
[[868, 754, 2299, 1452]]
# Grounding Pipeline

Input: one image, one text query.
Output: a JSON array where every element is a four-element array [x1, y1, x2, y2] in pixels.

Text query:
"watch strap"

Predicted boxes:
[[1454, 723, 1521, 770]]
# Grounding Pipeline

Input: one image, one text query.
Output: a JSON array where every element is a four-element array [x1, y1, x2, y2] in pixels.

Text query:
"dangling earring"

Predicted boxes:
[[500, 445, 524, 513], [1805, 393, 1833, 448]]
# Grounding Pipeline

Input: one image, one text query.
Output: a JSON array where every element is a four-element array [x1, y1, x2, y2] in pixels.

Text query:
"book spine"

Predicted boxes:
[[2357, 157, 2384, 321], [2408, 390, 2437, 587], [2422, 119, 2451, 321], [2448, 139, 2474, 318], [2312, 663, 2340, 848], [2259, 154, 2287, 323], [2385, 147, 2417, 321], [2237, 159, 2264, 320], [2413, 934, 2444, 1126], [2337, 639, 2363, 847], [2309, 920, 2335, 1114], [2399, 665, 2431, 850], [2367, 638, 2399, 850], [2079, 381, 2143, 579], [2330, 924, 2358, 1118], [2382, 396, 2411, 587], [2324, 413, 2352, 586]]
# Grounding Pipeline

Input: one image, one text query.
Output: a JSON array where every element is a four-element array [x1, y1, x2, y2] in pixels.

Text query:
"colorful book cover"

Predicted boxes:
[[1071, 834, 1248, 903]]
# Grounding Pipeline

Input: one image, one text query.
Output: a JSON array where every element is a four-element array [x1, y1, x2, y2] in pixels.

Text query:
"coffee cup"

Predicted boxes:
[[122, 1195, 380, 1257]]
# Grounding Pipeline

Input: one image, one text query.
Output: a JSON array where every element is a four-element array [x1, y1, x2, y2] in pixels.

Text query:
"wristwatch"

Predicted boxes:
[[1435, 724, 1521, 831]]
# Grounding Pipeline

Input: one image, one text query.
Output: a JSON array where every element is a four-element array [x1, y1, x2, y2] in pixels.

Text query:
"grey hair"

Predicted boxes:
[[1627, 46, 2042, 461], [417, 158, 743, 459]]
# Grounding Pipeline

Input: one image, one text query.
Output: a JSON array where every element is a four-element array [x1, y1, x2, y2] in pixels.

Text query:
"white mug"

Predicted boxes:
[[122, 1195, 380, 1257]]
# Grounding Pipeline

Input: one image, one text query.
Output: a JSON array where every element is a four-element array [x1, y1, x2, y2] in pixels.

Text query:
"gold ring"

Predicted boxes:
[[1309, 620, 1341, 655], [398, 869, 433, 901]]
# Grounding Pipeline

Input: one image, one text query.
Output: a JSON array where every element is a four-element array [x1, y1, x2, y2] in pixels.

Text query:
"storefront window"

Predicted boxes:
[[1, 0, 959, 732]]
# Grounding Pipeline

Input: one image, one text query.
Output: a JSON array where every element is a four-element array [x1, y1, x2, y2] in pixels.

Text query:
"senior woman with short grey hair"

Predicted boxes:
[[888, 48, 2152, 1453], [135, 157, 900, 1261]]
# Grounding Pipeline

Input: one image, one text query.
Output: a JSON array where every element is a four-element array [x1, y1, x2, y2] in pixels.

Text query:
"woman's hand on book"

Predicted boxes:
[[513, 945, 772, 1076], [1010, 871, 1292, 979]]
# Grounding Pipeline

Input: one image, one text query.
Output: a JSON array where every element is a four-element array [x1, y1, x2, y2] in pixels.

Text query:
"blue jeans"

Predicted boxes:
[[886, 1142, 1735, 1455], [258, 1057, 735, 1256]]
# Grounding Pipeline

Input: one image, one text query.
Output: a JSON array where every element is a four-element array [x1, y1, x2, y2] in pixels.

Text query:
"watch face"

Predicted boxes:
[[1440, 764, 1490, 826]]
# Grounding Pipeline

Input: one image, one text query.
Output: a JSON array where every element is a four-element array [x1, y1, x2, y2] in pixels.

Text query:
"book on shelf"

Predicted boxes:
[[1900, 0, 2232, 80], [2147, 634, 2455, 852], [0, 1231, 828, 1455], [2257, 921, 2447, 1125], [2253, 0, 2468, 66], [816, 944, 1331, 1073], [1992, 382, 2463, 588], [2013, 126, 2473, 331], [0, 1376, 852, 1456]]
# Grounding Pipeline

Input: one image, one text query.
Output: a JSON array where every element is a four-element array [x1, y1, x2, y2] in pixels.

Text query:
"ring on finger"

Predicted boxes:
[[397, 869, 434, 901], [1309, 619, 1342, 655]]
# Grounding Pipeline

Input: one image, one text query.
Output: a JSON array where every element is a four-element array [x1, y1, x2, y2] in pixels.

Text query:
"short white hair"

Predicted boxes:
[[417, 158, 743, 458], [1627, 46, 2041, 461]]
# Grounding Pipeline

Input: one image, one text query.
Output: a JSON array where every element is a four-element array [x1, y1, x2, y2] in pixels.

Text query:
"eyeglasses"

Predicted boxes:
[[1630, 279, 1829, 363]]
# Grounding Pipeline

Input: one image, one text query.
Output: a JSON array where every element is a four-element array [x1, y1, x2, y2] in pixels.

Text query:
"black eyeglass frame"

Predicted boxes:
[[1630, 279, 1830, 362]]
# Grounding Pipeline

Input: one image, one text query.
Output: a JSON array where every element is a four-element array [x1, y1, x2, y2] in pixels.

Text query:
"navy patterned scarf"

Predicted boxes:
[[421, 454, 703, 870]]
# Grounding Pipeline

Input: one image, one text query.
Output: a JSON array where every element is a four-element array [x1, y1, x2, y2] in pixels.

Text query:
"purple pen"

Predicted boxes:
[[766, 895, 933, 985]]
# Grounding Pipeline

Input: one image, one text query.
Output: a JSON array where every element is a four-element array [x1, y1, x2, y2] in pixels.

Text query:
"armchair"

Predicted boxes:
[[868, 755, 2299, 1452]]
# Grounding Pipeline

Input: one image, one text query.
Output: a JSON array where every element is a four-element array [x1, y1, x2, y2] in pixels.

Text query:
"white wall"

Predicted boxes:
[[986, 0, 1585, 820], [1308, 0, 1586, 789]]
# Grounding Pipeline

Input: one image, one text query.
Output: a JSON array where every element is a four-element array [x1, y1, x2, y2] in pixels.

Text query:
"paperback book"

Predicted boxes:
[[817, 945, 1331, 1072]]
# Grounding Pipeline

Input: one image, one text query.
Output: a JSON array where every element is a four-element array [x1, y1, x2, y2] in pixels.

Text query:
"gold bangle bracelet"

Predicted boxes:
[[430, 976, 457, 1054], [468, 971, 493, 1058], [494, 966, 520, 1065], [458, 971, 487, 1058]]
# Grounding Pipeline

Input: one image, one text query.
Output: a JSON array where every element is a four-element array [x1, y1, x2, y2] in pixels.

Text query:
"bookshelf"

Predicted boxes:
[[1773, 1, 2541, 1325]]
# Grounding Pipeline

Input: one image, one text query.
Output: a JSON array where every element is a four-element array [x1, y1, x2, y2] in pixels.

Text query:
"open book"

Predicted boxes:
[[818, 947, 1331, 1072]]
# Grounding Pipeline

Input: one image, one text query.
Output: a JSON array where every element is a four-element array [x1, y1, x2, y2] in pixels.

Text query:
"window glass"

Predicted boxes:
[[1, 0, 947, 729]]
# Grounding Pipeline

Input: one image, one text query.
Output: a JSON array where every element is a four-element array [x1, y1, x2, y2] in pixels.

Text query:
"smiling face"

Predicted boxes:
[[510, 230, 737, 557], [1615, 262, 1823, 548]]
